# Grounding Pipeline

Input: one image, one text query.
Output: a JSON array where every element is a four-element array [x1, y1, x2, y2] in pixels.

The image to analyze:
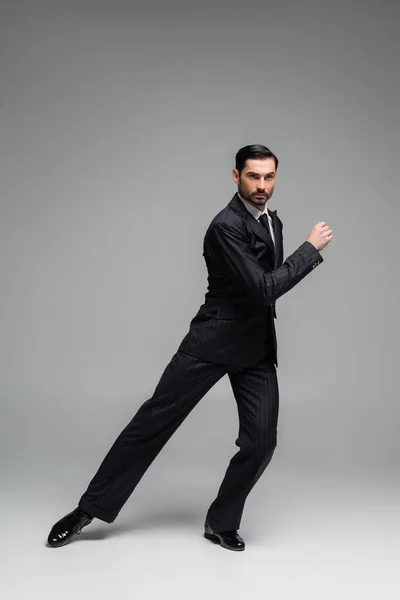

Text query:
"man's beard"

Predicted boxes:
[[239, 185, 269, 206]]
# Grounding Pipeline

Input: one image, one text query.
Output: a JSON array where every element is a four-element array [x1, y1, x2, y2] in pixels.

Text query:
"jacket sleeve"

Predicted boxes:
[[205, 222, 323, 305]]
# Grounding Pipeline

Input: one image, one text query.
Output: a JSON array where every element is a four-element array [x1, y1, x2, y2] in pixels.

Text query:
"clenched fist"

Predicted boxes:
[[306, 222, 333, 252]]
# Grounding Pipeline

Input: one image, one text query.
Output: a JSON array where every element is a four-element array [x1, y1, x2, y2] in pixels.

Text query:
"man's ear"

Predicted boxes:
[[232, 168, 239, 184]]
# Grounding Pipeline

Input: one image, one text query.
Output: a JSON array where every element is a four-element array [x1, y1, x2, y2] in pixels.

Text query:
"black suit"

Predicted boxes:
[[78, 193, 323, 532], [179, 193, 322, 367]]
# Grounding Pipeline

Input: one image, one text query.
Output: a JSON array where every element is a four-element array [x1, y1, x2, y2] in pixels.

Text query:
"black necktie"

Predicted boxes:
[[259, 213, 272, 236], [259, 213, 275, 259]]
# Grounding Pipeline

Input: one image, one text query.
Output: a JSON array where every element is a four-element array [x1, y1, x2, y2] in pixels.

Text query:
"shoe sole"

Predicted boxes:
[[204, 532, 245, 551], [46, 537, 74, 548]]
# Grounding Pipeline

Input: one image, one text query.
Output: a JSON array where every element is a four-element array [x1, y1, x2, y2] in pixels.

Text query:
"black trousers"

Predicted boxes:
[[78, 350, 279, 533]]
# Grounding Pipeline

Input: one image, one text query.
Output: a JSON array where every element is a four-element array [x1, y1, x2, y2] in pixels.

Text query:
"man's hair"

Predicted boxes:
[[235, 144, 279, 175]]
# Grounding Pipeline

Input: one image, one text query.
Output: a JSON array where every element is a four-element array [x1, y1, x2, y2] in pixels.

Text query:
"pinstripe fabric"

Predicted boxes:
[[79, 351, 227, 522], [78, 193, 323, 529], [79, 351, 279, 532], [178, 193, 323, 367], [206, 356, 279, 532]]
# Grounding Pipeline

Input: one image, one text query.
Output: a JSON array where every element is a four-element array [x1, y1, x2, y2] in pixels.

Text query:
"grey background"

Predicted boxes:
[[1, 1, 398, 598]]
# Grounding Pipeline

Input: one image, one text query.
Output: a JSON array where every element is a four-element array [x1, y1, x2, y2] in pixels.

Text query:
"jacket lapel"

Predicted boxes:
[[229, 193, 278, 259]]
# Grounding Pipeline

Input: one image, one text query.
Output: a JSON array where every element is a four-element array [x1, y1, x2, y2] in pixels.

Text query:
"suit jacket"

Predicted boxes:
[[178, 193, 323, 367]]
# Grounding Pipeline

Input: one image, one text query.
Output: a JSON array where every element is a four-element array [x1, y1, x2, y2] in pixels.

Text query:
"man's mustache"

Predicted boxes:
[[252, 191, 269, 199]]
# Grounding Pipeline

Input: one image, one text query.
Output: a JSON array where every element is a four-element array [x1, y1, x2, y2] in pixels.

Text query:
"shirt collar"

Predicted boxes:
[[237, 192, 269, 220]]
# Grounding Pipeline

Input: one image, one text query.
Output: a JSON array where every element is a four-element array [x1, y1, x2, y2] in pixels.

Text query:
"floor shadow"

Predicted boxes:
[[80, 506, 205, 542]]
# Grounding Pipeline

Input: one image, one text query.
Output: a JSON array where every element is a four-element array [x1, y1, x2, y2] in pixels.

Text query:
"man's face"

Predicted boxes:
[[232, 157, 277, 209]]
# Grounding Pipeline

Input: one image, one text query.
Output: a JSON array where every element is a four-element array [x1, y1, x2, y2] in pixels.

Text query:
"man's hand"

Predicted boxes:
[[306, 222, 333, 251]]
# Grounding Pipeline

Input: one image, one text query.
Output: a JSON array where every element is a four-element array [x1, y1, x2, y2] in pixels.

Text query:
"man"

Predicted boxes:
[[47, 144, 332, 551]]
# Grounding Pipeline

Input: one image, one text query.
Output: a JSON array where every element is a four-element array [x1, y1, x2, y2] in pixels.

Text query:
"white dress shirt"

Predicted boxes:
[[237, 192, 276, 247]]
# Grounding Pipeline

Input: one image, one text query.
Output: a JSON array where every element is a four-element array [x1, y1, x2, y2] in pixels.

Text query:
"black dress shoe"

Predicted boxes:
[[204, 519, 245, 551], [47, 507, 93, 548]]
